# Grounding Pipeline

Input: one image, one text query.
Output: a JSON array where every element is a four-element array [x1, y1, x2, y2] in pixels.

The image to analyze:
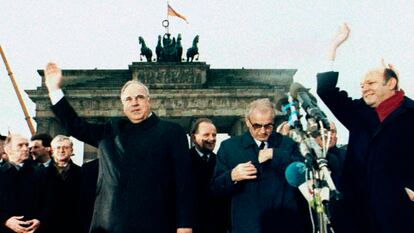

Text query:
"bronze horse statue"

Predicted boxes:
[[138, 36, 152, 62], [186, 35, 199, 62]]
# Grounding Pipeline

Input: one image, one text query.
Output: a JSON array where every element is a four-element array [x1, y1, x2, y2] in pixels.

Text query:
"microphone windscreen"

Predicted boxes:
[[289, 82, 308, 99], [275, 95, 289, 112], [285, 162, 306, 187], [289, 82, 318, 103]]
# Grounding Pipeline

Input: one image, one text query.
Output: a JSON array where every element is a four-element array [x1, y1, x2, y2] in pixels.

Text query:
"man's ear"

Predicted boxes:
[[4, 145, 11, 156], [387, 77, 398, 90]]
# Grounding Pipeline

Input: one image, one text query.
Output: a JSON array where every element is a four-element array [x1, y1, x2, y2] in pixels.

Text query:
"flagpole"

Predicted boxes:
[[0, 45, 36, 136], [166, 1, 170, 34]]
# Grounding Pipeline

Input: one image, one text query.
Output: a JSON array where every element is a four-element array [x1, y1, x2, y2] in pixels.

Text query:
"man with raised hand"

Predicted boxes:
[[44, 63, 194, 233], [317, 23, 414, 233]]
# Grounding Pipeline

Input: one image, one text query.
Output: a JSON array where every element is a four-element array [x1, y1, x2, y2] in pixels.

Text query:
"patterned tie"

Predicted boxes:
[[259, 141, 266, 150]]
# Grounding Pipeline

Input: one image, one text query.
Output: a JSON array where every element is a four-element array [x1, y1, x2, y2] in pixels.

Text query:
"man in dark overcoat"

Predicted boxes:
[[43, 63, 194, 233], [46, 135, 82, 233], [189, 118, 230, 233], [211, 98, 310, 233], [316, 23, 414, 233], [0, 134, 47, 233]]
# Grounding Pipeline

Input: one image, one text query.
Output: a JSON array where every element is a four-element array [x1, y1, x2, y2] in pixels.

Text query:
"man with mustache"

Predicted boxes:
[[189, 118, 229, 233]]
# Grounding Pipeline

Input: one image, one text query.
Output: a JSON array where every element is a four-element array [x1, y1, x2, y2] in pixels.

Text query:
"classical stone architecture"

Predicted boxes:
[[26, 62, 295, 161]]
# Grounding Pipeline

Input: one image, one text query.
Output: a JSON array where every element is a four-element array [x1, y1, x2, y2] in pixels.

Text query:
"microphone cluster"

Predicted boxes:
[[278, 82, 340, 230]]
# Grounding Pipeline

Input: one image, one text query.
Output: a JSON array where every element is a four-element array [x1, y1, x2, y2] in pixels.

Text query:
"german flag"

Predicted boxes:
[[167, 4, 188, 23]]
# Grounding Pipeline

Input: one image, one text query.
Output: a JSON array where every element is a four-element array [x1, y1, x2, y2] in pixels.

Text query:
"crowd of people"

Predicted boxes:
[[1, 23, 413, 233]]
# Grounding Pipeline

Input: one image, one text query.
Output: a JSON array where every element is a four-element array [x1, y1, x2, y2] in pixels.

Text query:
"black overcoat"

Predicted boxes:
[[51, 97, 194, 233], [211, 132, 310, 233], [189, 147, 230, 233], [0, 160, 48, 233], [317, 71, 414, 233]]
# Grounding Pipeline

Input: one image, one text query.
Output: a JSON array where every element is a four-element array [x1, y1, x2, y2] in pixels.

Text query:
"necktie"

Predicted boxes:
[[202, 153, 209, 162], [259, 141, 266, 150]]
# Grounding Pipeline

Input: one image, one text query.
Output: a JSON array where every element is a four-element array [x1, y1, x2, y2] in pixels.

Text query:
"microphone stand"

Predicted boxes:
[[282, 95, 338, 233], [297, 121, 337, 233]]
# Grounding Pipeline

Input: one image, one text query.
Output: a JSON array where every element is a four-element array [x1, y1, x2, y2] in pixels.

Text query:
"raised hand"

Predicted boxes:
[[381, 58, 400, 78], [44, 62, 63, 92], [328, 23, 351, 61], [231, 161, 257, 182]]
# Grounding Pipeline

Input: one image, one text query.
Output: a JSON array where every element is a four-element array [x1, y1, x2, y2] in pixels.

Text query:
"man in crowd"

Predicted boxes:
[[44, 62, 194, 233], [30, 133, 53, 168], [46, 135, 82, 233], [211, 98, 309, 233], [189, 118, 229, 233], [316, 23, 414, 233], [0, 134, 47, 233], [311, 121, 345, 187], [0, 134, 8, 163]]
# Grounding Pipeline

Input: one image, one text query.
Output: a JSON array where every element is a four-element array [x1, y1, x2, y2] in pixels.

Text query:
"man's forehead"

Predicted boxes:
[[198, 122, 217, 133], [13, 136, 28, 145], [30, 140, 43, 146], [55, 140, 72, 147], [362, 68, 384, 82], [121, 83, 148, 96]]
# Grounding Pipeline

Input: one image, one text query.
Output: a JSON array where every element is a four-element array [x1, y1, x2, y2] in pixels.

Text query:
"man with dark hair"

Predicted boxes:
[[189, 118, 229, 233], [30, 133, 53, 168], [44, 62, 194, 233], [211, 98, 309, 233], [0, 134, 47, 233], [316, 23, 414, 233], [0, 134, 7, 164]]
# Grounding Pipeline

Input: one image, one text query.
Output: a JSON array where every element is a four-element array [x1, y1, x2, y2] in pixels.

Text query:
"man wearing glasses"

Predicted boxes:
[[211, 98, 309, 233]]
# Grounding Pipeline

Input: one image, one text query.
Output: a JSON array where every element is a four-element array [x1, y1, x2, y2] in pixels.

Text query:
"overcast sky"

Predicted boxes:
[[1, 0, 413, 146]]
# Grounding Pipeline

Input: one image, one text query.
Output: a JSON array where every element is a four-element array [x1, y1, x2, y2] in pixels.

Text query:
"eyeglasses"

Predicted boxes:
[[248, 119, 274, 130], [122, 94, 148, 103]]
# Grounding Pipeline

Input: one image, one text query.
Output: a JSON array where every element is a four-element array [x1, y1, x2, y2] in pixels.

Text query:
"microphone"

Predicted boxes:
[[289, 82, 330, 129], [285, 162, 306, 187], [285, 162, 313, 202]]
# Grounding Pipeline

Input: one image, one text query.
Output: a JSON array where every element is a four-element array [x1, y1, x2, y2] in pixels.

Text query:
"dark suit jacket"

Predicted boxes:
[[80, 159, 99, 233], [317, 71, 414, 233], [0, 160, 48, 233], [51, 97, 194, 233], [190, 147, 230, 233], [45, 160, 82, 233], [211, 132, 310, 233]]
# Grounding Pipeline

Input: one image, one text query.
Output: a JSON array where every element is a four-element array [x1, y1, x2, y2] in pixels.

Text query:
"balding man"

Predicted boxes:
[[0, 134, 47, 233], [44, 63, 194, 233], [211, 98, 309, 233], [189, 118, 229, 233], [316, 23, 414, 233]]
